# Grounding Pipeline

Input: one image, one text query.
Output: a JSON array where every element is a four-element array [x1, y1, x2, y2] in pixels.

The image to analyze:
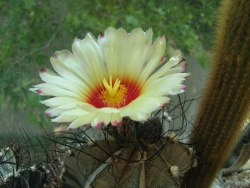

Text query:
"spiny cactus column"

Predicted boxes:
[[186, 0, 250, 187]]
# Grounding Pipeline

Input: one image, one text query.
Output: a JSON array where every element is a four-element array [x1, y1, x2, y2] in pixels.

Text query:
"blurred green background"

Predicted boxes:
[[0, 0, 219, 138]]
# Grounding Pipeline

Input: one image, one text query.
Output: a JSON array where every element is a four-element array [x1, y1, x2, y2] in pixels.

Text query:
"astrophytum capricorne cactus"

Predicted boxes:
[[60, 118, 194, 188]]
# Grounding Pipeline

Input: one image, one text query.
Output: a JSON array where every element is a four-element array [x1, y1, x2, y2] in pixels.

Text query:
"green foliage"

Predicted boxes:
[[0, 0, 219, 127]]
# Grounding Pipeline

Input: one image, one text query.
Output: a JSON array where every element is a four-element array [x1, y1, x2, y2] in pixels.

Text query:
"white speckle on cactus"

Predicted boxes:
[[66, 150, 72, 156], [30, 164, 36, 171], [192, 158, 198, 168], [169, 132, 178, 143], [188, 147, 194, 155], [170, 166, 179, 177], [87, 138, 95, 146], [60, 168, 66, 179]]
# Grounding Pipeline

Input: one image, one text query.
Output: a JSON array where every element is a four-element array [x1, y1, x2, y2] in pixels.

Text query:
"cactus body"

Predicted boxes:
[[61, 118, 194, 187], [62, 138, 193, 188]]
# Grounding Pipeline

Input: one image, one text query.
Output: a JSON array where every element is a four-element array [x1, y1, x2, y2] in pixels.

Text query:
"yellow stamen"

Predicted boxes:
[[103, 76, 121, 98], [99, 76, 127, 107]]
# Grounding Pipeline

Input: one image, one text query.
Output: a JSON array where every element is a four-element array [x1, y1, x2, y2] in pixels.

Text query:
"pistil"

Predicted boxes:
[[103, 76, 121, 97]]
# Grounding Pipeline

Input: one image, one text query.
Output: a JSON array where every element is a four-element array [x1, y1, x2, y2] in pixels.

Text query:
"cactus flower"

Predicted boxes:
[[30, 27, 189, 129]]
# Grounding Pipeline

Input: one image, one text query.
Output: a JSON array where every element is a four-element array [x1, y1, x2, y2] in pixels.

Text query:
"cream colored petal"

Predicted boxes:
[[63, 108, 89, 116], [90, 112, 111, 127], [162, 61, 187, 75], [50, 55, 86, 88], [93, 107, 121, 126], [138, 36, 166, 84], [129, 112, 150, 121], [79, 104, 99, 113], [146, 50, 183, 83], [39, 69, 88, 96], [85, 33, 107, 73], [40, 97, 82, 107], [168, 87, 186, 95], [45, 107, 63, 117], [52, 114, 77, 123], [122, 28, 152, 81], [98, 107, 120, 113], [163, 50, 183, 69], [72, 34, 107, 86], [56, 103, 82, 111], [120, 103, 150, 121], [29, 87, 38, 93], [110, 113, 122, 126], [103, 27, 119, 78], [114, 28, 130, 77], [54, 50, 94, 88], [68, 113, 98, 129], [142, 75, 187, 96], [34, 83, 82, 98], [48, 105, 87, 118], [132, 95, 169, 112], [120, 95, 169, 121]]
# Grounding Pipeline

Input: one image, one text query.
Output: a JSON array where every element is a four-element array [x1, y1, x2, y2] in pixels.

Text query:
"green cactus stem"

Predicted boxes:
[[185, 0, 250, 187]]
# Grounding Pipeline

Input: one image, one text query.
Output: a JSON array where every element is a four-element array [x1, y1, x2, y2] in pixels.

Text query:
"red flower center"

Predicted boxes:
[[87, 76, 141, 108]]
